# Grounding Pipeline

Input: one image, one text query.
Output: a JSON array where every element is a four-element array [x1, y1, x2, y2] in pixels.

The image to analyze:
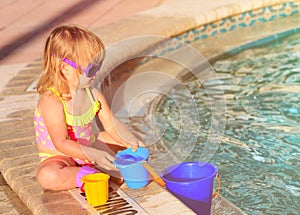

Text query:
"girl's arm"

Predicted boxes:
[[94, 89, 144, 151]]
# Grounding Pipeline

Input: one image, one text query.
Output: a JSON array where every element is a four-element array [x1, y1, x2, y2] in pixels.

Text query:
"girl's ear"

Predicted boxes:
[[60, 62, 71, 77]]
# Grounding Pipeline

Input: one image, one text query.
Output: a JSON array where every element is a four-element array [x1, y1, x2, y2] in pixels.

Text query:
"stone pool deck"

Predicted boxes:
[[1, 0, 296, 214]]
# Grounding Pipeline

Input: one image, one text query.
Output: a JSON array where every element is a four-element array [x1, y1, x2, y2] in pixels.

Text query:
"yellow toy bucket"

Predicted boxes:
[[81, 173, 110, 206]]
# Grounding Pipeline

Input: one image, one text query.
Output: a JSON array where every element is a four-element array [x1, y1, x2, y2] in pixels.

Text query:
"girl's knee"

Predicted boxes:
[[37, 165, 60, 190]]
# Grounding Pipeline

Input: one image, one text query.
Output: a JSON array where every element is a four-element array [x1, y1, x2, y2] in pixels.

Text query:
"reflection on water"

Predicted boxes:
[[129, 33, 299, 214]]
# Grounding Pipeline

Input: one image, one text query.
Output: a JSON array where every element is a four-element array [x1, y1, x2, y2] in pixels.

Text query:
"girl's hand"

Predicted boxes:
[[97, 131, 145, 152], [127, 140, 146, 152], [80, 145, 116, 170]]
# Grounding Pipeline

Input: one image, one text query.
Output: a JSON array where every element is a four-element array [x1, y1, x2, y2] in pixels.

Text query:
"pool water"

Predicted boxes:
[[153, 32, 300, 214]]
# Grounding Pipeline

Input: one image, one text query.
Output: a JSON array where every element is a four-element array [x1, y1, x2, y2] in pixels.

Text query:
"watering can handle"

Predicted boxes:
[[212, 173, 221, 199]]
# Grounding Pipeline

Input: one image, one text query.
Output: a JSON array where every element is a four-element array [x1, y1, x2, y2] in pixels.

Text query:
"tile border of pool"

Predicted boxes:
[[177, 1, 299, 42], [139, 0, 300, 64], [224, 26, 300, 56]]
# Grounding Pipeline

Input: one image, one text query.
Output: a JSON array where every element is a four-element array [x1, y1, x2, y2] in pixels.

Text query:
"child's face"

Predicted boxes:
[[62, 58, 102, 78], [61, 58, 102, 88], [77, 73, 95, 88]]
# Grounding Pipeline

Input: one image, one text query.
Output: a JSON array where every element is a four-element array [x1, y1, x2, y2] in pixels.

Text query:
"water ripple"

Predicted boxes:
[[150, 32, 300, 214]]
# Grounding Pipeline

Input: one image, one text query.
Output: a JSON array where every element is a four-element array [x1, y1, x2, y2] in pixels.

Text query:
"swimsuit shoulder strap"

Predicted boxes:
[[48, 87, 61, 97], [85, 87, 95, 104], [47, 87, 68, 114]]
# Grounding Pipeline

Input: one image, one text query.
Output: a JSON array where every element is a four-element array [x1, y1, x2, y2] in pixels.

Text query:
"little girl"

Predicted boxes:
[[34, 24, 143, 190]]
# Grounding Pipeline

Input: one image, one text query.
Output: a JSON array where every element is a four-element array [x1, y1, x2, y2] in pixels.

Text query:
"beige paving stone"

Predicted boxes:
[[94, 16, 195, 45], [0, 128, 35, 143], [135, 189, 196, 214], [0, 155, 38, 173], [28, 192, 87, 215], [120, 180, 162, 198], [120, 182, 195, 214], [0, 173, 32, 215], [10, 175, 40, 195], [0, 129, 34, 144], [211, 195, 245, 214], [0, 184, 32, 215], [36, 207, 87, 215], [0, 95, 37, 121], [0, 64, 27, 91], [2, 165, 38, 185], [33, 191, 87, 215], [0, 137, 36, 150], [0, 145, 38, 161], [18, 188, 47, 213]]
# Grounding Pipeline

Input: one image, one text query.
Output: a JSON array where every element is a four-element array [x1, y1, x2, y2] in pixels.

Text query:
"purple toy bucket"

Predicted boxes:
[[160, 162, 220, 215]]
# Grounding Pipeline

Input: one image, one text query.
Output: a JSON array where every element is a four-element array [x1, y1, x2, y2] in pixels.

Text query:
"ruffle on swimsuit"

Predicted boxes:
[[62, 88, 101, 126]]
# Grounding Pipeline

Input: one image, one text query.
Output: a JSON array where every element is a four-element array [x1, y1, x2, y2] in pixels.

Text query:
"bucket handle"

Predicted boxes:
[[142, 162, 166, 188], [212, 173, 221, 199], [80, 183, 85, 193]]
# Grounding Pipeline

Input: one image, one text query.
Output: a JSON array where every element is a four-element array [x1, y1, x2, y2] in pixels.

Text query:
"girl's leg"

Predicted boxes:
[[37, 156, 81, 190]]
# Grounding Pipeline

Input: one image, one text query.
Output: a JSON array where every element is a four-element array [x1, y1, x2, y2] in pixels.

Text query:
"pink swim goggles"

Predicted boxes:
[[62, 58, 102, 78]]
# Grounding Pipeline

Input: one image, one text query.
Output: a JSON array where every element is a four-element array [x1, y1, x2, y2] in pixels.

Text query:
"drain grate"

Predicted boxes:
[[69, 183, 147, 215]]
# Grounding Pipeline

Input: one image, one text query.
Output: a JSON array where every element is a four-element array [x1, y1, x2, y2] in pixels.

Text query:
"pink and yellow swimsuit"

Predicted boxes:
[[34, 87, 101, 165]]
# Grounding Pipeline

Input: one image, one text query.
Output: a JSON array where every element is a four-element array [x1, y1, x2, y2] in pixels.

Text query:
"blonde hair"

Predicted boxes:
[[37, 24, 105, 99]]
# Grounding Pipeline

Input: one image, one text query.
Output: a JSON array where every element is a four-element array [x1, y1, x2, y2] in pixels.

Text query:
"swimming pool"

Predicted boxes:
[[93, 1, 299, 214], [152, 30, 300, 214]]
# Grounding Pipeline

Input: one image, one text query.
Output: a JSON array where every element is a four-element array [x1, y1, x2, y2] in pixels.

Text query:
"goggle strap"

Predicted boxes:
[[62, 58, 78, 69]]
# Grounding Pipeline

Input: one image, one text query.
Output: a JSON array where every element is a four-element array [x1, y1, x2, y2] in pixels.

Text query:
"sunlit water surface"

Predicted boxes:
[[138, 33, 300, 214]]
